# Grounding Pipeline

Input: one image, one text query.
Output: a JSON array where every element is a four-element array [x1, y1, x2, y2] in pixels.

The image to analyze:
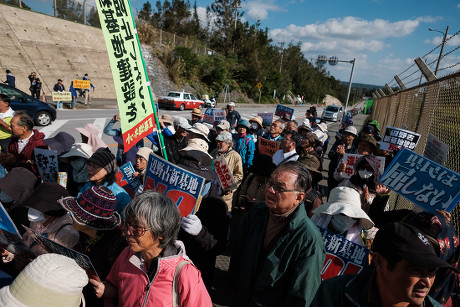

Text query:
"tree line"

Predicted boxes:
[[138, 0, 350, 103]]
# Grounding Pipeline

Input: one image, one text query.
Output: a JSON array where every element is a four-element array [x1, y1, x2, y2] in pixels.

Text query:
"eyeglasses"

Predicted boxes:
[[120, 222, 152, 237], [265, 179, 301, 194]]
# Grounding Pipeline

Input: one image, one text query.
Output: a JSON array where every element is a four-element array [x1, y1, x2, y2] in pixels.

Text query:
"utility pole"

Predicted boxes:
[[18, 0, 22, 8], [279, 40, 285, 73], [54, 0, 57, 16], [83, 0, 87, 25]]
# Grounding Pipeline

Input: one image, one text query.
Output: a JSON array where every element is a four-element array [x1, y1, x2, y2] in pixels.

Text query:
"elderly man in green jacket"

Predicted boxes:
[[229, 161, 325, 306]]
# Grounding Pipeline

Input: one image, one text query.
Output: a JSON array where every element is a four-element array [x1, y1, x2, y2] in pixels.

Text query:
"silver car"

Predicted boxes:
[[321, 105, 343, 122]]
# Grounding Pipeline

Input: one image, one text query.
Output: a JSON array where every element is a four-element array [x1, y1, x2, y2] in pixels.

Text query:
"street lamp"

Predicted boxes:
[[317, 56, 356, 123], [428, 26, 449, 76]]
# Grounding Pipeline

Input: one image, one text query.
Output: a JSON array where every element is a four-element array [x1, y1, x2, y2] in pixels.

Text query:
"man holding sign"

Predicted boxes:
[[53, 79, 65, 110]]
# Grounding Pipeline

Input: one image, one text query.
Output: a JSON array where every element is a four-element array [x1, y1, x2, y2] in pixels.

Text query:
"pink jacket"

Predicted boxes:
[[105, 241, 212, 307]]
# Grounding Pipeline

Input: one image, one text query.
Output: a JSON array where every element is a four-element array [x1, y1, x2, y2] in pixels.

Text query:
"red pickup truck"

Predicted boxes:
[[158, 91, 204, 111]]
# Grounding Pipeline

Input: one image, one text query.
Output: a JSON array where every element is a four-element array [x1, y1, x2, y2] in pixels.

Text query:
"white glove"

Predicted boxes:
[[181, 214, 202, 236]]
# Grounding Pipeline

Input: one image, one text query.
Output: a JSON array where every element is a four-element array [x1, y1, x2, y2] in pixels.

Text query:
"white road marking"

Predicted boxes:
[[37, 120, 68, 138], [92, 118, 107, 139]]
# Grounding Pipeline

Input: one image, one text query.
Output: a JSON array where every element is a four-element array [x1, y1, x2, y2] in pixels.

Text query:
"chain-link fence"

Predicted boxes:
[[372, 71, 460, 231]]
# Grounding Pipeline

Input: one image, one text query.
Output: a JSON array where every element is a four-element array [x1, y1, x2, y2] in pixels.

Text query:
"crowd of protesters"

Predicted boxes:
[[0, 98, 457, 307]]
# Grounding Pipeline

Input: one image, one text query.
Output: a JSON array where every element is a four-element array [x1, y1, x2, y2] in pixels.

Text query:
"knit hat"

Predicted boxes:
[[0, 253, 88, 307], [189, 123, 210, 142], [136, 147, 153, 162], [0, 167, 37, 204], [60, 143, 93, 160], [59, 185, 121, 230], [21, 183, 69, 217], [44, 132, 75, 156], [249, 116, 263, 128], [87, 150, 118, 174], [313, 187, 374, 230]]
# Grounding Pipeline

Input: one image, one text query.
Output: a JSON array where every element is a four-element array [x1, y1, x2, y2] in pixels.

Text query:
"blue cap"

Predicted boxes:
[[236, 120, 250, 129]]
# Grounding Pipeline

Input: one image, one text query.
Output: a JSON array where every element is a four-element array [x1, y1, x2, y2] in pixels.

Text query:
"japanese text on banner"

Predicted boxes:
[[95, 0, 156, 152], [143, 154, 205, 217], [341, 153, 385, 179], [379, 147, 460, 213], [203, 109, 226, 125], [319, 228, 370, 280], [258, 138, 280, 157], [380, 126, 421, 152]]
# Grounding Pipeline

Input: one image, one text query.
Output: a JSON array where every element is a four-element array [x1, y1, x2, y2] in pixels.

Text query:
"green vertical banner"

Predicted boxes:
[[95, 0, 156, 152]]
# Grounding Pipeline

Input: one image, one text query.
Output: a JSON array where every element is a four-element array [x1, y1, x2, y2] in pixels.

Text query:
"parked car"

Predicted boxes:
[[158, 91, 204, 111], [0, 84, 56, 126], [321, 105, 343, 122]]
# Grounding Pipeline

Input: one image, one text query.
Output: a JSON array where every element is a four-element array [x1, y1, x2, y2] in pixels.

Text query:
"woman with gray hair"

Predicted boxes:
[[90, 191, 212, 307]]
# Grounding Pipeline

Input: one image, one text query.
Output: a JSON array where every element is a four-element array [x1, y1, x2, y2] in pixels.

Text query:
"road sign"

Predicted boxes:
[[257, 82, 263, 89]]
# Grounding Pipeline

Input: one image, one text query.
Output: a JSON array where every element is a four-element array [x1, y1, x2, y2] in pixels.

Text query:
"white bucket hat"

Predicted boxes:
[[0, 253, 88, 307], [312, 187, 374, 230], [317, 122, 328, 132], [173, 116, 192, 130], [60, 143, 93, 159], [343, 125, 358, 137], [180, 138, 212, 158], [189, 123, 210, 142]]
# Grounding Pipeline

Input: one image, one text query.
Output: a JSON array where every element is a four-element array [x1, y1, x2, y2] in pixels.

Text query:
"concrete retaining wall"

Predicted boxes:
[[0, 4, 116, 99]]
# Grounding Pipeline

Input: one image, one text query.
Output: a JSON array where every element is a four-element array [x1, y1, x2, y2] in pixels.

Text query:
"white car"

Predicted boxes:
[[321, 105, 343, 122]]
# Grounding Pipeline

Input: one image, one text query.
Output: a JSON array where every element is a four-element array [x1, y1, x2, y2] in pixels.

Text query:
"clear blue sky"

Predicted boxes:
[[29, 0, 460, 86]]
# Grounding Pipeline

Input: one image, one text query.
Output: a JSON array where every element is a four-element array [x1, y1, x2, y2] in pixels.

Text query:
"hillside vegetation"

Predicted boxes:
[[137, 0, 351, 104]]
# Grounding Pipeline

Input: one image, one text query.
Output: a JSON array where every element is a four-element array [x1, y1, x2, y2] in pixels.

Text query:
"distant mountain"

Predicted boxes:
[[340, 81, 383, 89]]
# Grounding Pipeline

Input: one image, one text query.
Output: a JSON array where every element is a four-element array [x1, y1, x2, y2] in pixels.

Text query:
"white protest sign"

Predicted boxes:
[[423, 134, 449, 165], [341, 153, 385, 179], [214, 154, 238, 191]]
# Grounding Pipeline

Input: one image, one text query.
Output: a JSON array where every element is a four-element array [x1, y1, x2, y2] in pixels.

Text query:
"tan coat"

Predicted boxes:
[[211, 148, 243, 211]]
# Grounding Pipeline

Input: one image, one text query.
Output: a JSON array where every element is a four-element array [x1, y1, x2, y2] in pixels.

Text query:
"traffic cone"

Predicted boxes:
[[42, 92, 46, 102]]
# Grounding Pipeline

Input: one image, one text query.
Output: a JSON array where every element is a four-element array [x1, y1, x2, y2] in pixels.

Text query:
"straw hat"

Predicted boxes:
[[0, 253, 88, 307], [60, 143, 93, 159], [191, 108, 202, 117], [189, 123, 210, 142], [312, 187, 374, 230], [59, 185, 121, 230], [161, 114, 173, 125], [249, 116, 263, 128]]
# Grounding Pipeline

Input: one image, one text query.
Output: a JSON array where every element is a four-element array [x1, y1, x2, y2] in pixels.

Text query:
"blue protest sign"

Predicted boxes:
[[275, 104, 294, 120], [318, 228, 370, 280], [0, 202, 20, 235], [144, 154, 205, 217], [380, 147, 460, 213], [115, 162, 142, 197], [203, 108, 226, 125], [0, 164, 7, 178]]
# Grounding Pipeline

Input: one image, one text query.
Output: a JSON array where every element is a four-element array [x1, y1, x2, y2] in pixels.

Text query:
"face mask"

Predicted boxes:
[[330, 215, 356, 233], [201, 182, 212, 197], [358, 169, 373, 179], [28, 207, 46, 223], [251, 123, 259, 130]]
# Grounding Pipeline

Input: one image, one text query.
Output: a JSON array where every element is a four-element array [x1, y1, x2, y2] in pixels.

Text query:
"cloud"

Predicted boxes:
[[242, 1, 286, 21]]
